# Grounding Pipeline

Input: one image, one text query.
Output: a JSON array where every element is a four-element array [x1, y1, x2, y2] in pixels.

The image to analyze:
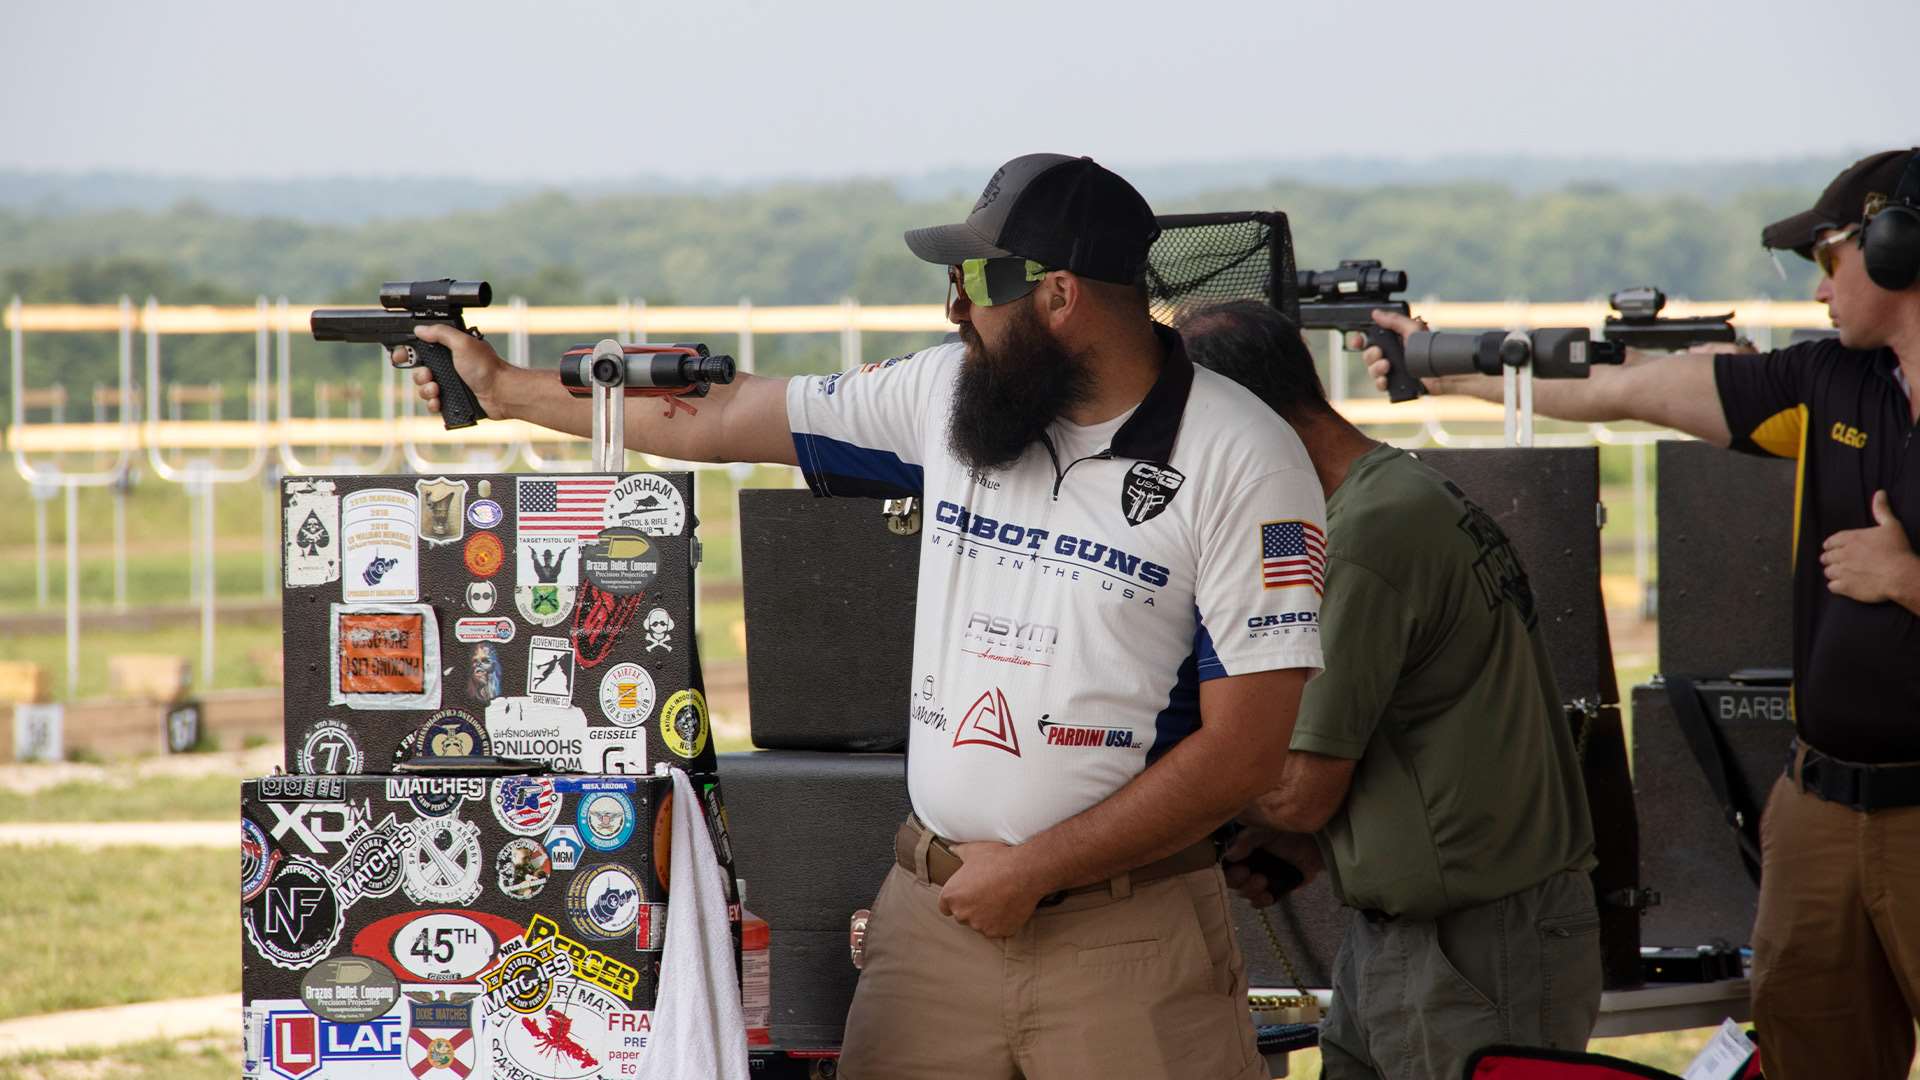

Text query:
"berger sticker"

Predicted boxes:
[[522, 913, 641, 1001], [300, 957, 401, 1024], [284, 479, 340, 587], [415, 477, 468, 546], [602, 473, 686, 536], [244, 857, 344, 971], [401, 816, 484, 906], [516, 539, 578, 627], [597, 663, 655, 727], [341, 488, 419, 604], [581, 527, 659, 596], [296, 720, 363, 775], [526, 636, 576, 706], [329, 605, 440, 710], [485, 697, 589, 773]]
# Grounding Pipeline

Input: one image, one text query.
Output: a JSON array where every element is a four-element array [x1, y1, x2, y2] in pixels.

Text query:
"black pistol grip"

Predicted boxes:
[[1372, 326, 1423, 404], [1237, 848, 1307, 898], [414, 339, 487, 429]]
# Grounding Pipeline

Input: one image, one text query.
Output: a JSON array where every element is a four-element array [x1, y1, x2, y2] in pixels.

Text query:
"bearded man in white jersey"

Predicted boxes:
[[408, 153, 1328, 1080]]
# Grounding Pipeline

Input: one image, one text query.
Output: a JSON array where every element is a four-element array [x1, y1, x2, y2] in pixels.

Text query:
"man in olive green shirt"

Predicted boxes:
[[1182, 301, 1600, 1079]]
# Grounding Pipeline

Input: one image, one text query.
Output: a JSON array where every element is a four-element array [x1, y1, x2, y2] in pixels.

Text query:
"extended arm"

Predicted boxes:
[[1360, 310, 1737, 447], [409, 323, 799, 465]]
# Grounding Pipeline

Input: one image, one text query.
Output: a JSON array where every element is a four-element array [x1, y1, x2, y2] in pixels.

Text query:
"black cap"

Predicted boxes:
[[904, 153, 1160, 284], [1763, 149, 1918, 259]]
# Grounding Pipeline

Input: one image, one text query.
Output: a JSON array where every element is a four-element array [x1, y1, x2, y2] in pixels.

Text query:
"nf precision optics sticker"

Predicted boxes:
[[284, 480, 340, 587], [245, 856, 344, 971], [329, 604, 440, 710], [341, 488, 419, 604]]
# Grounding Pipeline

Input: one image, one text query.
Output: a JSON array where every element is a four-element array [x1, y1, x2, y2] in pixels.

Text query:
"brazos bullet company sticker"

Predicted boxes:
[[300, 956, 401, 1024], [581, 527, 659, 596], [660, 688, 709, 759]]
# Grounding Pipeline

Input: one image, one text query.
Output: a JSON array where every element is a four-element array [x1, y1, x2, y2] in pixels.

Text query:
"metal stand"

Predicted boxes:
[[1502, 360, 1536, 447], [588, 339, 627, 472]]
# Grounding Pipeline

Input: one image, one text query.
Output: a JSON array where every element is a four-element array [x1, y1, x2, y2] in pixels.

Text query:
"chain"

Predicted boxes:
[[1566, 696, 1601, 764], [1255, 907, 1309, 994]]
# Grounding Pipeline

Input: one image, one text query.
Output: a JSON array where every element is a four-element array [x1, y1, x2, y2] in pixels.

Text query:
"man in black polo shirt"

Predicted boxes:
[[1362, 148, 1920, 1077]]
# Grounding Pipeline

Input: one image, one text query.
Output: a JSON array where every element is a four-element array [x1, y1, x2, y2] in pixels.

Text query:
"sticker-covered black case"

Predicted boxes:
[[241, 770, 738, 1078], [279, 472, 714, 780]]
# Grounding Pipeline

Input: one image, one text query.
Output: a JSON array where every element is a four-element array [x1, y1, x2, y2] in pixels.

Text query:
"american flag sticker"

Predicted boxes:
[[516, 476, 619, 540], [1260, 519, 1326, 594]]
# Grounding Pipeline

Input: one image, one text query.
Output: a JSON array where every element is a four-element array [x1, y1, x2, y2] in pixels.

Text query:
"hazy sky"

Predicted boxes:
[[5, 0, 1913, 181]]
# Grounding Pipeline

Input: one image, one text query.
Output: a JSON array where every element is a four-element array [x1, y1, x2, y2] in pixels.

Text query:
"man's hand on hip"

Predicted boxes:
[[1822, 490, 1920, 607], [402, 322, 517, 420], [938, 842, 1050, 938]]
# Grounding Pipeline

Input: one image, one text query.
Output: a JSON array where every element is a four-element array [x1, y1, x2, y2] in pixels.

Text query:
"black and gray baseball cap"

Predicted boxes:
[[1762, 149, 1917, 258], [904, 153, 1160, 284]]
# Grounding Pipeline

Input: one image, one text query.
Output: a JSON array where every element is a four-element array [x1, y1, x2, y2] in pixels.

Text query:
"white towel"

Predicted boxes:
[[638, 766, 749, 1080]]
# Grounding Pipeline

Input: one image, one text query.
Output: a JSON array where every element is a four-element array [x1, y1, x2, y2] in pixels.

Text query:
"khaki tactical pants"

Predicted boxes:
[[1752, 773, 1920, 1077], [837, 852, 1267, 1080], [1319, 868, 1602, 1079]]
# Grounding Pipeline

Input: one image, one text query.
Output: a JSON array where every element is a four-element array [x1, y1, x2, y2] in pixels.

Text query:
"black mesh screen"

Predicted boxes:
[[1145, 211, 1298, 327]]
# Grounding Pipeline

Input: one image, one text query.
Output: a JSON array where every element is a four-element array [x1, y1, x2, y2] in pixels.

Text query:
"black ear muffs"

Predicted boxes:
[[1861, 151, 1920, 291]]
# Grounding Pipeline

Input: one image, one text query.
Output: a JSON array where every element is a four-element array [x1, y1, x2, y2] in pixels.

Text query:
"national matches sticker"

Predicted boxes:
[[464, 532, 506, 578], [415, 477, 468, 546], [401, 816, 484, 906], [341, 488, 420, 604], [300, 956, 401, 1024], [602, 473, 687, 536], [596, 663, 655, 728], [497, 838, 553, 902], [491, 777, 561, 837], [244, 856, 344, 971], [566, 864, 642, 941], [576, 789, 636, 852], [297, 719, 363, 775], [283, 479, 340, 587], [329, 604, 440, 710], [580, 527, 659, 596], [328, 812, 407, 909], [659, 688, 709, 759], [385, 776, 488, 818]]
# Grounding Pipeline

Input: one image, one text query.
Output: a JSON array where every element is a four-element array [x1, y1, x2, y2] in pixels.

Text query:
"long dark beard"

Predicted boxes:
[[947, 301, 1092, 473]]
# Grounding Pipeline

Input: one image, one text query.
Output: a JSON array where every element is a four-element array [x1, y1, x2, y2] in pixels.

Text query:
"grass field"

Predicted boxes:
[[0, 1035, 239, 1080], [0, 847, 236, 1019], [0, 775, 235, 822]]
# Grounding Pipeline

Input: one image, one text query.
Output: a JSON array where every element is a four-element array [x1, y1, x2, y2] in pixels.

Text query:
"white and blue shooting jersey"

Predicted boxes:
[[786, 327, 1325, 844]]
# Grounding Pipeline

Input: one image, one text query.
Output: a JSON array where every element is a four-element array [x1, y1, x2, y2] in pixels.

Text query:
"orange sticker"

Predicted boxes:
[[465, 532, 505, 577], [337, 612, 428, 694]]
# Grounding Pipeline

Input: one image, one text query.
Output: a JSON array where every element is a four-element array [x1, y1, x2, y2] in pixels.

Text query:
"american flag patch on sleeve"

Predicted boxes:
[[1260, 519, 1327, 594]]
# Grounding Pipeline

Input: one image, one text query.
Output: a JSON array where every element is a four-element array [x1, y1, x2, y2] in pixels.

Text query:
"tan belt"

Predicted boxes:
[[893, 815, 1217, 904]]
